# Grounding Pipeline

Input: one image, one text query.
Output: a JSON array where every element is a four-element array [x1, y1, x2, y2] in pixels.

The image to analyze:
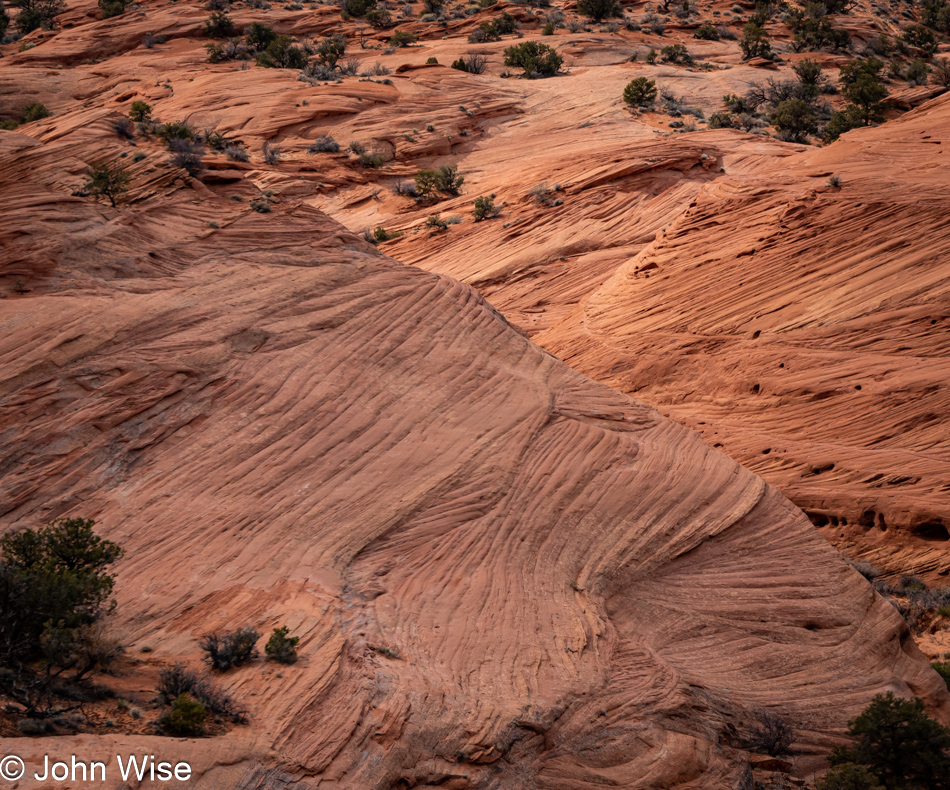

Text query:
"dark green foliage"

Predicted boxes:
[[694, 21, 720, 39], [902, 25, 937, 57], [157, 662, 247, 721], [469, 11, 516, 42], [0, 7, 9, 36], [426, 56, 439, 63], [316, 34, 346, 65], [0, 518, 122, 673], [623, 76, 657, 107], [840, 57, 888, 124], [365, 7, 391, 27], [822, 106, 862, 142], [264, 626, 299, 664], [22, 102, 51, 122], [200, 627, 260, 670], [12, 0, 66, 33], [830, 692, 950, 790], [472, 195, 497, 221], [415, 165, 464, 198], [576, 0, 620, 21], [426, 213, 449, 231], [162, 694, 207, 736], [423, 0, 444, 12], [358, 151, 384, 167], [85, 160, 131, 207], [257, 35, 309, 68], [156, 120, 195, 142], [923, 0, 950, 34], [451, 53, 488, 73], [708, 111, 736, 128], [792, 58, 824, 98], [206, 10, 235, 37], [790, 12, 850, 52], [339, 0, 376, 17], [740, 21, 771, 59], [244, 22, 276, 50], [503, 41, 562, 78], [98, 0, 129, 18], [389, 29, 416, 47], [645, 48, 657, 64], [434, 164, 463, 194], [933, 661, 950, 690], [817, 764, 884, 790], [128, 100, 152, 123], [660, 43, 691, 64], [771, 98, 817, 142], [905, 58, 930, 85]]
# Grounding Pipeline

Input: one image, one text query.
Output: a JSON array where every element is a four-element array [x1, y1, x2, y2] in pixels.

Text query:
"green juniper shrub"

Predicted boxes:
[[257, 35, 309, 68], [358, 151, 384, 167], [623, 76, 657, 107], [576, 0, 620, 21], [839, 57, 888, 124], [694, 20, 720, 39], [822, 105, 862, 142], [339, 0, 376, 17], [13, 0, 67, 33], [646, 47, 657, 64], [0, 518, 123, 714], [830, 692, 950, 790], [162, 694, 207, 736], [157, 663, 247, 721], [316, 34, 346, 65], [426, 56, 439, 64], [389, 29, 416, 46], [542, 20, 555, 34], [770, 97, 818, 142], [426, 213, 449, 231], [365, 7, 391, 27], [199, 627, 260, 671], [265, 626, 300, 664], [128, 100, 152, 123], [472, 194, 498, 221], [708, 111, 736, 128], [905, 58, 930, 85], [85, 160, 132, 207], [817, 764, 884, 790], [206, 10, 235, 37], [156, 120, 195, 142], [434, 163, 464, 194], [22, 102, 51, 122], [245, 22, 276, 50], [99, 0, 129, 18], [902, 24, 938, 57], [740, 20, 771, 59], [660, 43, 691, 64], [503, 41, 562, 78]]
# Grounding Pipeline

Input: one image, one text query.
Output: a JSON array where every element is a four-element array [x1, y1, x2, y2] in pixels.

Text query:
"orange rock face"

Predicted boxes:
[[1, 0, 949, 786]]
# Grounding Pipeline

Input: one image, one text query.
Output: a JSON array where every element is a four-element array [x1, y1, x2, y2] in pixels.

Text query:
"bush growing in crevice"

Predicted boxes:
[[200, 627, 260, 670]]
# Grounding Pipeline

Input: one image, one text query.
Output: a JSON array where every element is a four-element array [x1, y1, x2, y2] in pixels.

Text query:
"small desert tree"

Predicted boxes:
[[771, 98, 818, 142], [623, 77, 657, 107], [830, 693, 950, 790], [11, 0, 66, 33], [740, 21, 771, 59], [85, 161, 131, 207], [128, 100, 152, 123]]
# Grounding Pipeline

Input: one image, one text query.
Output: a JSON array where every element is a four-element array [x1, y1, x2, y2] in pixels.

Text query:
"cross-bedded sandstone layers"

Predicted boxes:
[[1, 127, 947, 788]]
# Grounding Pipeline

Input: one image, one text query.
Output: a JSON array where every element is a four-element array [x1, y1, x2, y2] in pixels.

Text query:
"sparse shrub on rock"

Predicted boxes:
[[206, 10, 235, 37], [129, 100, 152, 123], [817, 764, 884, 790], [245, 22, 276, 50], [85, 160, 131, 207], [12, 0, 66, 33], [265, 626, 300, 664], [660, 43, 691, 63], [98, 0, 129, 18], [308, 134, 341, 153], [162, 693, 207, 736], [694, 20, 720, 39], [472, 194, 499, 221], [22, 102, 51, 122], [389, 29, 416, 47], [745, 710, 795, 757], [200, 626, 260, 670], [316, 34, 346, 65]]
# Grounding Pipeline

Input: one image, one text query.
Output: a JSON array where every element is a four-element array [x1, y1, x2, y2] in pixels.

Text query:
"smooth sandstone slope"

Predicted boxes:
[[1, 119, 947, 789]]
